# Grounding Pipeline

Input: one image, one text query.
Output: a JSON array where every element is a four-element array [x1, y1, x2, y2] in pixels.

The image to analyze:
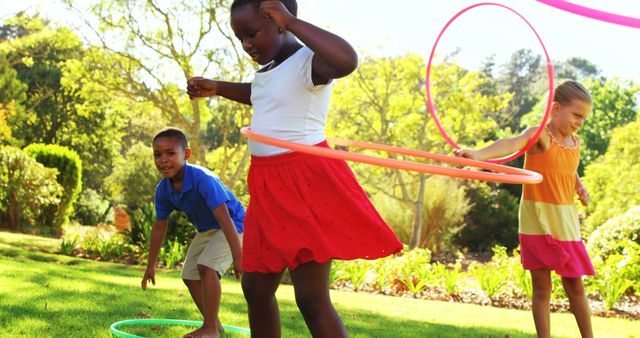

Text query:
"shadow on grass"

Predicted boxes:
[[0, 232, 59, 253], [2, 244, 536, 338]]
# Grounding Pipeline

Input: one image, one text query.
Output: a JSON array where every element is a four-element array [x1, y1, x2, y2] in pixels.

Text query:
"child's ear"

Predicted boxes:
[[185, 147, 192, 160], [550, 102, 561, 116]]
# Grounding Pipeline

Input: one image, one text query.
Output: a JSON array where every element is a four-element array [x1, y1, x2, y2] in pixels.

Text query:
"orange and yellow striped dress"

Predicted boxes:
[[518, 128, 595, 277]]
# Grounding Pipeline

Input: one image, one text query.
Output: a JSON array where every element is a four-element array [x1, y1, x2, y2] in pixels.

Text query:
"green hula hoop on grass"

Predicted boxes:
[[109, 319, 251, 337]]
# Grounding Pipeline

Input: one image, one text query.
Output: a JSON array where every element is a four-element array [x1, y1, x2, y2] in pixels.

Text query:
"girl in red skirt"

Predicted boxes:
[[187, 1, 403, 337]]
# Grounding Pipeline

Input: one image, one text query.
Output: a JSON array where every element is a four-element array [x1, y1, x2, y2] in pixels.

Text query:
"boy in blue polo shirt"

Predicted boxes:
[[141, 127, 244, 338]]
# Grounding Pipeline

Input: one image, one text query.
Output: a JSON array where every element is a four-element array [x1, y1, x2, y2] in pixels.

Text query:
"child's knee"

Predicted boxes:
[[532, 279, 552, 298], [295, 293, 329, 318], [197, 264, 218, 278], [183, 278, 198, 288], [562, 277, 585, 297], [241, 279, 275, 303]]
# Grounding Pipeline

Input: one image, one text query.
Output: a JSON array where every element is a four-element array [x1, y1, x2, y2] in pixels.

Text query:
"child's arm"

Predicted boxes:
[[455, 127, 539, 161], [575, 174, 590, 206], [141, 219, 169, 289], [212, 204, 243, 279], [187, 77, 252, 105], [260, 1, 358, 81]]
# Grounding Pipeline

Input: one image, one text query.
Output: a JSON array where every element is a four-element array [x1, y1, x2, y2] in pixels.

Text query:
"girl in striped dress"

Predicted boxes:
[[456, 80, 595, 338]]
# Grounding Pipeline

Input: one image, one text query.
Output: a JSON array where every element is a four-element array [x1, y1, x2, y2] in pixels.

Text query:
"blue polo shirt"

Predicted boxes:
[[154, 163, 244, 233]]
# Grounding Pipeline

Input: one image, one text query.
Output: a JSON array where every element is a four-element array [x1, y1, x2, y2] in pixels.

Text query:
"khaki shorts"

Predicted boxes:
[[181, 228, 243, 280]]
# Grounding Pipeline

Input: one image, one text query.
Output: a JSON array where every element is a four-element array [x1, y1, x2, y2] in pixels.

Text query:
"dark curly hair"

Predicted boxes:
[[231, 0, 298, 17], [153, 127, 188, 150]]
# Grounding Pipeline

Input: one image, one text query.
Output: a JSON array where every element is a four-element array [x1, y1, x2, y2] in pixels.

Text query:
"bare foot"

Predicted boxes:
[[184, 326, 220, 338], [216, 318, 225, 335]]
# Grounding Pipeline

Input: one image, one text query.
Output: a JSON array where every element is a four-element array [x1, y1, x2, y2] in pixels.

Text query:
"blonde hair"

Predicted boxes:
[[554, 80, 592, 105]]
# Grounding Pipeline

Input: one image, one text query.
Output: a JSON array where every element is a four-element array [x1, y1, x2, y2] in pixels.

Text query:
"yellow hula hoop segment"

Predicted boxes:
[[240, 128, 542, 185]]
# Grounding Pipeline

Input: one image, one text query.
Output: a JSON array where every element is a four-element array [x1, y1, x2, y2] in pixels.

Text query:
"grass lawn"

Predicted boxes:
[[1, 231, 638, 337]]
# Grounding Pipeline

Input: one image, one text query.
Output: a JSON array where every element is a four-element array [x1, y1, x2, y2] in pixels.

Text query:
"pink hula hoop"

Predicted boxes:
[[537, 0, 640, 29], [426, 2, 554, 164]]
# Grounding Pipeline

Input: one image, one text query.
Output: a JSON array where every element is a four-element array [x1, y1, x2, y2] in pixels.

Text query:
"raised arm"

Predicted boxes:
[[187, 77, 252, 105], [259, 1, 358, 81], [455, 127, 540, 161]]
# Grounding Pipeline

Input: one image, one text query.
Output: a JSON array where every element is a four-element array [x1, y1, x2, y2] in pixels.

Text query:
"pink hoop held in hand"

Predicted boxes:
[[426, 2, 554, 164]]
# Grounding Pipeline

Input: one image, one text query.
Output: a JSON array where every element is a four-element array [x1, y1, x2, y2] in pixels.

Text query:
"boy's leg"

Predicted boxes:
[[183, 278, 224, 333], [531, 269, 552, 338], [181, 229, 226, 337], [183, 265, 222, 338], [241, 271, 284, 338], [182, 231, 208, 315], [562, 277, 593, 338], [183, 279, 205, 314], [290, 261, 347, 338]]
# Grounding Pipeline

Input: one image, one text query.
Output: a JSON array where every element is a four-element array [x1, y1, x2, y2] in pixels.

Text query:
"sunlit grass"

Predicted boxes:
[[2, 231, 639, 337]]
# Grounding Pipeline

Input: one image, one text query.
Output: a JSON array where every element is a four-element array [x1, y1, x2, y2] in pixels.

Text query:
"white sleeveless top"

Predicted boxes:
[[249, 46, 332, 156]]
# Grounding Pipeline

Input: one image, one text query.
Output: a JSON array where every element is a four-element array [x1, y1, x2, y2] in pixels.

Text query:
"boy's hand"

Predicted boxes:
[[141, 267, 156, 290], [232, 255, 242, 280], [187, 77, 217, 99], [232, 262, 242, 280], [454, 149, 478, 160], [260, 0, 295, 29], [576, 185, 590, 206]]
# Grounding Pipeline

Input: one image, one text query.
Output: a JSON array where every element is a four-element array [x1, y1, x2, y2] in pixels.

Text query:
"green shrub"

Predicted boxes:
[[159, 238, 188, 269], [472, 263, 507, 299], [551, 273, 567, 301], [105, 142, 159, 209], [60, 235, 79, 255], [587, 206, 640, 284], [335, 260, 373, 292], [24, 143, 82, 234], [126, 203, 155, 246], [372, 176, 469, 252], [455, 181, 519, 251], [594, 254, 634, 310], [395, 247, 432, 297], [441, 261, 463, 294], [72, 188, 111, 226], [0, 146, 63, 232], [77, 230, 131, 261], [471, 246, 513, 299], [372, 256, 394, 293], [517, 267, 533, 300], [166, 211, 197, 245], [372, 193, 413, 244], [583, 121, 640, 231], [419, 176, 470, 252]]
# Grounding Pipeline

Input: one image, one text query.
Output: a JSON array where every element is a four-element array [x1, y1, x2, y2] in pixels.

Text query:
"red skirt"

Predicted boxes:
[[241, 141, 403, 273]]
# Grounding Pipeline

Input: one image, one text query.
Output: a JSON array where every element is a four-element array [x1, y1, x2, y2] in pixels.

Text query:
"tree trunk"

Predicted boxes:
[[409, 174, 427, 249], [7, 192, 20, 230]]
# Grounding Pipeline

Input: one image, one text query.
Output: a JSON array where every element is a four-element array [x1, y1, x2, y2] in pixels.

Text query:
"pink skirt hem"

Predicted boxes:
[[519, 234, 595, 277]]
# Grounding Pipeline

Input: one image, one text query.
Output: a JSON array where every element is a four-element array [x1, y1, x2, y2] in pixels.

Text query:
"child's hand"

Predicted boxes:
[[232, 255, 242, 280], [454, 149, 478, 160], [141, 267, 156, 290], [259, 0, 295, 29], [576, 185, 590, 206], [187, 77, 217, 99]]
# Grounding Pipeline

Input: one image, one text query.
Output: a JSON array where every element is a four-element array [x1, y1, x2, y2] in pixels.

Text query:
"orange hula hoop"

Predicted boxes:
[[240, 128, 542, 185]]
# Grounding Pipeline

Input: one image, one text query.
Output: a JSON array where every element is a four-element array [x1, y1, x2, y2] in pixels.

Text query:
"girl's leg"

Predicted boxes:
[[531, 269, 552, 338], [562, 277, 593, 338], [241, 271, 284, 338], [290, 261, 347, 338]]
